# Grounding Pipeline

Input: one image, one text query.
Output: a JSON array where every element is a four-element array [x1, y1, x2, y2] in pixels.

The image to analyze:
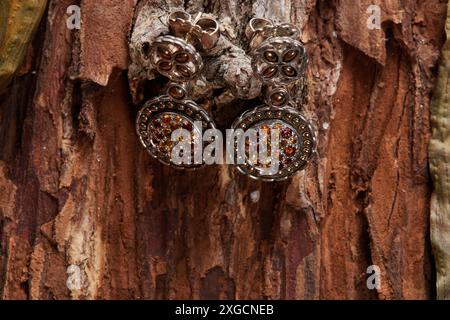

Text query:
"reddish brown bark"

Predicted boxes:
[[0, 0, 447, 300]]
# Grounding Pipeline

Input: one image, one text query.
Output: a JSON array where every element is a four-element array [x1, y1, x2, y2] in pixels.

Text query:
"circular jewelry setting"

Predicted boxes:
[[252, 37, 308, 84], [136, 96, 216, 169], [148, 35, 203, 82], [231, 106, 315, 181]]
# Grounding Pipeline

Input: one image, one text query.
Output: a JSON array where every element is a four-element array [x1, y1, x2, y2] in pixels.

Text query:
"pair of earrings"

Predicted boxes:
[[136, 11, 315, 181]]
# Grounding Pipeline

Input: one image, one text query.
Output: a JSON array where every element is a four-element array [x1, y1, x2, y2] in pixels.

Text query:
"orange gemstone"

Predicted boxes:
[[284, 146, 296, 156]]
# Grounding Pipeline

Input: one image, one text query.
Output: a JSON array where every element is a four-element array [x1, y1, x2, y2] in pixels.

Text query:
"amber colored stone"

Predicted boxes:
[[271, 92, 287, 106], [284, 146, 296, 156], [157, 47, 172, 60], [175, 52, 190, 63], [283, 49, 298, 62], [274, 123, 283, 130], [264, 50, 278, 63], [162, 114, 172, 124], [262, 66, 278, 78], [282, 66, 297, 77], [177, 65, 191, 78], [168, 86, 186, 100], [171, 122, 181, 130], [159, 61, 172, 71]]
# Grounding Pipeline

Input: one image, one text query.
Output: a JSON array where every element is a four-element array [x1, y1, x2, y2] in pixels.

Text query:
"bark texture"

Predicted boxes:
[[430, 3, 450, 301], [0, 0, 448, 300]]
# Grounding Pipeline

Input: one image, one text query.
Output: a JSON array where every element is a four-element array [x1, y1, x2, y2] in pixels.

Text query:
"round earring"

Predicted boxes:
[[136, 11, 220, 168], [232, 18, 316, 181]]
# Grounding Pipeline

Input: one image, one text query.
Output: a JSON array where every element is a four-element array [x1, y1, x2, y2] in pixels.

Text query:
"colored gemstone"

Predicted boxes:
[[182, 122, 193, 131], [175, 52, 190, 63], [158, 61, 172, 71], [153, 119, 162, 128], [264, 50, 278, 63], [273, 122, 283, 130], [157, 47, 172, 60], [281, 128, 293, 138], [282, 66, 297, 77], [177, 65, 191, 78], [168, 86, 186, 100], [262, 66, 278, 78], [162, 114, 172, 124], [163, 128, 172, 136], [284, 146, 296, 156], [171, 122, 181, 130], [283, 49, 298, 62], [270, 92, 287, 106]]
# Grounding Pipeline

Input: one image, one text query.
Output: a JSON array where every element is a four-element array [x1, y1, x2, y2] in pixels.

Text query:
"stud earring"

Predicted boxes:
[[231, 18, 316, 181], [136, 11, 219, 168]]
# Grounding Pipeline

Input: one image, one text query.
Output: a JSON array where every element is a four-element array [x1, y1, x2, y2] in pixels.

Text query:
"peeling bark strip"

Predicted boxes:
[[0, 0, 447, 300], [430, 2, 450, 301]]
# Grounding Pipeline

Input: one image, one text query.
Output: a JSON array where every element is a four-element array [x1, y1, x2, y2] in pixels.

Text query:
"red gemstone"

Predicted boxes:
[[182, 122, 193, 131], [154, 131, 164, 141], [284, 146, 296, 157], [162, 114, 172, 124], [153, 119, 162, 128], [281, 128, 293, 138]]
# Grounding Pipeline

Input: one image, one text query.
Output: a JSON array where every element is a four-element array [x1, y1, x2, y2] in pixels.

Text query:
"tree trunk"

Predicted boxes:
[[0, 0, 447, 300]]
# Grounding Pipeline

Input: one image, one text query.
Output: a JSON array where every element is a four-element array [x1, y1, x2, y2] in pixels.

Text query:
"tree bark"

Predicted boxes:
[[430, 3, 450, 301], [0, 0, 447, 300]]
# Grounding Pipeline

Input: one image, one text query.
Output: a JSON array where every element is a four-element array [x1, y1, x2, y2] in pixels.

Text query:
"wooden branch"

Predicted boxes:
[[0, 0, 47, 93], [430, 1, 450, 301]]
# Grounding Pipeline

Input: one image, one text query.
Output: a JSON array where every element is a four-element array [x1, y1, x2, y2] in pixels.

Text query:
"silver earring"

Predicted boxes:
[[136, 11, 219, 168], [232, 18, 316, 181]]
